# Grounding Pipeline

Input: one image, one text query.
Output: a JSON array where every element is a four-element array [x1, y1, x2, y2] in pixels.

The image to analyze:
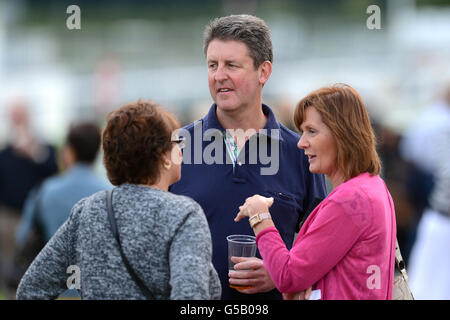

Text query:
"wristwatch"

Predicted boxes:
[[249, 212, 271, 228]]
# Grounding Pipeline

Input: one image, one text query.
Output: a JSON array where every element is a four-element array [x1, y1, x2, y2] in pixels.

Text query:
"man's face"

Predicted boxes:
[[206, 39, 264, 114]]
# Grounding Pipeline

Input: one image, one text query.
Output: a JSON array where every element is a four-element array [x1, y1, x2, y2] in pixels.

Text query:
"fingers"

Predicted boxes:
[[234, 205, 251, 222], [228, 273, 271, 295], [283, 292, 296, 300], [228, 268, 260, 295], [234, 210, 246, 222], [234, 195, 275, 224], [228, 276, 260, 294], [305, 286, 313, 300], [228, 257, 276, 294], [282, 286, 314, 300], [264, 196, 274, 207], [230, 256, 262, 270], [282, 291, 305, 300], [249, 195, 273, 207], [298, 291, 306, 300]]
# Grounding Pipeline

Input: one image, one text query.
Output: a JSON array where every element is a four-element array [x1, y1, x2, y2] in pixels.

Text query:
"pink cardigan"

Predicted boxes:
[[256, 173, 396, 300]]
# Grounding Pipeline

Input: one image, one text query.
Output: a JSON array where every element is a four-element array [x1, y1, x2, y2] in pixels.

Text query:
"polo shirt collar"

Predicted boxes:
[[202, 103, 284, 141]]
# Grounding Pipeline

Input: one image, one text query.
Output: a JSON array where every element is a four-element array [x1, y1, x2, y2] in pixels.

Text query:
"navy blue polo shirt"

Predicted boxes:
[[170, 104, 326, 300]]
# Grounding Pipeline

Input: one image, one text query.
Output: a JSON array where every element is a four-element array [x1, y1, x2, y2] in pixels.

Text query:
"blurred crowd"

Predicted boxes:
[[0, 82, 449, 300], [0, 99, 111, 299]]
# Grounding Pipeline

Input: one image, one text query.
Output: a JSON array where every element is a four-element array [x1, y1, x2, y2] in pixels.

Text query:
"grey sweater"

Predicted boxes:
[[16, 184, 221, 300]]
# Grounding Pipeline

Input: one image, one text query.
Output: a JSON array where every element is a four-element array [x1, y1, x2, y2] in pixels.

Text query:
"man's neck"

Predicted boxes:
[[216, 104, 267, 132], [216, 102, 267, 149]]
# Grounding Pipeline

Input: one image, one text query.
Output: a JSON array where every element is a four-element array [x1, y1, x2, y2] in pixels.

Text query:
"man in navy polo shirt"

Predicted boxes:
[[170, 14, 326, 300]]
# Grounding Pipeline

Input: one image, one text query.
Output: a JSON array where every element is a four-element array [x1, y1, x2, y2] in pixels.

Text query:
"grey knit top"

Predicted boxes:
[[16, 184, 221, 300]]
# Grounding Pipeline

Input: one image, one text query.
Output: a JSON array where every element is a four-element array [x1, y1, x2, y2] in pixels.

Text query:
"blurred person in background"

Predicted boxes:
[[273, 98, 297, 132], [6, 122, 111, 297], [16, 101, 220, 299], [373, 123, 415, 264], [170, 14, 326, 300], [0, 98, 58, 296], [16, 121, 110, 245], [402, 84, 450, 299]]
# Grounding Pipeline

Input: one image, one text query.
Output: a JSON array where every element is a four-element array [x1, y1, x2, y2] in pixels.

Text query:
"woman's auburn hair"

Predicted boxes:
[[102, 99, 180, 186], [294, 83, 381, 181]]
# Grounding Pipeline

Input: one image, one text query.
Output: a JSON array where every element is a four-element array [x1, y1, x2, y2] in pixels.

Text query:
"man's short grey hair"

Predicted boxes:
[[203, 14, 273, 69]]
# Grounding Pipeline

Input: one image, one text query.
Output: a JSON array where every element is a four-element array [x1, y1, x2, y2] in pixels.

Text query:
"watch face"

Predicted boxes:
[[249, 214, 261, 228]]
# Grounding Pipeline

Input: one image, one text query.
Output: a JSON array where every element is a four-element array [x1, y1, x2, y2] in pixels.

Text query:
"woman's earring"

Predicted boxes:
[[164, 160, 172, 170]]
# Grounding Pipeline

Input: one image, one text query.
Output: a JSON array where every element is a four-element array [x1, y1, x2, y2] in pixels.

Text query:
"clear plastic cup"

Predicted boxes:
[[227, 234, 257, 290]]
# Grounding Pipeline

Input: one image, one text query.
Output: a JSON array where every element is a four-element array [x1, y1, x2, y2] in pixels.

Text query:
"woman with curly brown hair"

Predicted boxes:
[[16, 100, 221, 300]]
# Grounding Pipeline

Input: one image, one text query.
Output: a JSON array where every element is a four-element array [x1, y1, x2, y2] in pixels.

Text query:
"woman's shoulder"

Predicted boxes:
[[148, 190, 208, 233], [162, 191, 203, 213], [326, 173, 388, 224], [66, 189, 109, 219], [115, 184, 204, 217], [331, 173, 382, 199]]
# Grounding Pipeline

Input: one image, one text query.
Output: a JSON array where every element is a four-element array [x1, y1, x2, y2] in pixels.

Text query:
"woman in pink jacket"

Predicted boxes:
[[233, 84, 396, 300]]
